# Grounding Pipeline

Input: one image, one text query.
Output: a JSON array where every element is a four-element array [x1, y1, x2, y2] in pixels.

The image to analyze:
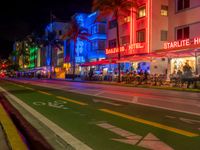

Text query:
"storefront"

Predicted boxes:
[[154, 37, 200, 79]]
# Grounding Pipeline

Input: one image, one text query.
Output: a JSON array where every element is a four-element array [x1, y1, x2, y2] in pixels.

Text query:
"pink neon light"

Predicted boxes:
[[164, 37, 200, 49]]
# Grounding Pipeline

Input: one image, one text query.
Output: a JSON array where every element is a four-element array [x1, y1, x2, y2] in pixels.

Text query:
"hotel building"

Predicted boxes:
[[104, 0, 200, 78]]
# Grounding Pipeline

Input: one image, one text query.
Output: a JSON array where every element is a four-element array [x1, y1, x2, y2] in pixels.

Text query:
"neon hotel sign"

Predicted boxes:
[[106, 43, 145, 55], [164, 37, 200, 49]]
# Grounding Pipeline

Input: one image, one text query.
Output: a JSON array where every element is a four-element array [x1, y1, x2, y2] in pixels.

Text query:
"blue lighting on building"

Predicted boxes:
[[68, 12, 107, 64]]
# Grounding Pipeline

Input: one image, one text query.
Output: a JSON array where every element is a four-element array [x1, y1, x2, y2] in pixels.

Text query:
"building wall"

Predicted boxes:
[[86, 12, 107, 61], [151, 0, 168, 51], [45, 22, 69, 68], [150, 58, 168, 74], [168, 0, 200, 41]]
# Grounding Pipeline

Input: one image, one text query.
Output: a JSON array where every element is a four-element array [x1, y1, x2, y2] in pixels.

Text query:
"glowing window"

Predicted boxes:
[[124, 16, 131, 23], [161, 5, 168, 16], [138, 6, 146, 18]]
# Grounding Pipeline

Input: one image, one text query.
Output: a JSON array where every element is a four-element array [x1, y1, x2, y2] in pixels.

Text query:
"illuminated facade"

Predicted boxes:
[[105, 0, 200, 76], [44, 22, 69, 78], [13, 41, 30, 69], [13, 0, 200, 79], [67, 12, 107, 76]]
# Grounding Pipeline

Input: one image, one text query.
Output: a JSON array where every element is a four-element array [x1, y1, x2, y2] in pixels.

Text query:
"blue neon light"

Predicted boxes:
[[68, 12, 107, 64]]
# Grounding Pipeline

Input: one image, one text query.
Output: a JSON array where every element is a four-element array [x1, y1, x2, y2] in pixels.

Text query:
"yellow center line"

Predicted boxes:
[[25, 87, 35, 91], [16, 84, 24, 88], [56, 96, 88, 106], [0, 104, 28, 150], [99, 108, 199, 137], [37, 90, 52, 96]]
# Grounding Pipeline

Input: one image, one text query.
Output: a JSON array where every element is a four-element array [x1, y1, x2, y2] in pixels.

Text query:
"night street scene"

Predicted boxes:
[[0, 0, 200, 150]]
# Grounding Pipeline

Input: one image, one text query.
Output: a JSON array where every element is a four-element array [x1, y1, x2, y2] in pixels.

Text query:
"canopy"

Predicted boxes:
[[80, 59, 117, 67]]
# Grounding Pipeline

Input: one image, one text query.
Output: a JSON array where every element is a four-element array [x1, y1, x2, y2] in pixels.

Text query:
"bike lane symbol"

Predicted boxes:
[[33, 101, 69, 110]]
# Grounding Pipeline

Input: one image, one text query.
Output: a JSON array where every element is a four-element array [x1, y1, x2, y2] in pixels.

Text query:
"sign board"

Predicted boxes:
[[164, 37, 200, 49], [106, 43, 146, 57]]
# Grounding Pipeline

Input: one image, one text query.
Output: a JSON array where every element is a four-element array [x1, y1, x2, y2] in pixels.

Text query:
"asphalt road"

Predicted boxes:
[[9, 78, 200, 116], [1, 79, 200, 150]]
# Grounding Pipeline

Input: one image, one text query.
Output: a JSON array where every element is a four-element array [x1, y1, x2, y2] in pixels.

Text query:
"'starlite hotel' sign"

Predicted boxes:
[[106, 43, 145, 55], [164, 37, 200, 49]]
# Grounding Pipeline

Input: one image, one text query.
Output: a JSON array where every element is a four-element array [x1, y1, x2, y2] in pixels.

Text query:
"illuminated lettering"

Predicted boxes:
[[163, 37, 200, 49], [186, 39, 190, 46], [194, 37, 200, 45], [106, 43, 145, 55]]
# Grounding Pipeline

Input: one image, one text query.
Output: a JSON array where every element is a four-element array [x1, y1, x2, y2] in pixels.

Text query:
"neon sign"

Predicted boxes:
[[106, 43, 145, 55], [164, 37, 200, 49]]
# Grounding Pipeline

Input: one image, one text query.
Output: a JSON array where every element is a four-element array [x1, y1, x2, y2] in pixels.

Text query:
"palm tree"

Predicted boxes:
[[62, 16, 90, 80], [93, 0, 137, 82], [40, 30, 63, 79]]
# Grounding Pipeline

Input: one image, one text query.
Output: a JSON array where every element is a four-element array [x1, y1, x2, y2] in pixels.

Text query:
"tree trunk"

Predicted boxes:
[[116, 15, 121, 83], [50, 45, 53, 79], [72, 39, 76, 80]]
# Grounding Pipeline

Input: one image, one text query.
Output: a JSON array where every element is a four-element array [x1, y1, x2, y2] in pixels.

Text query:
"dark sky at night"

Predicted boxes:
[[0, 0, 93, 59]]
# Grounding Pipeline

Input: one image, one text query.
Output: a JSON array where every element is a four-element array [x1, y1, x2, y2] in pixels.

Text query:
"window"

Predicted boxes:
[[161, 30, 168, 41], [98, 24, 106, 34], [124, 16, 131, 23], [109, 39, 117, 48], [161, 5, 168, 16], [91, 40, 106, 50], [177, 0, 190, 11], [138, 6, 146, 18], [91, 25, 98, 34], [109, 20, 117, 29], [136, 30, 145, 42], [176, 26, 189, 40], [98, 40, 106, 50], [121, 35, 130, 45], [91, 24, 106, 34]]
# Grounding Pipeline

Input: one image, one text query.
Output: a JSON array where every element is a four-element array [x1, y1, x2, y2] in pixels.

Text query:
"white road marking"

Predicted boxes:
[[93, 99, 121, 106], [165, 116, 176, 119], [97, 123, 173, 150], [179, 117, 200, 124], [132, 96, 138, 103], [138, 133, 174, 150], [94, 91, 105, 96], [97, 122, 142, 145], [33, 101, 68, 110]]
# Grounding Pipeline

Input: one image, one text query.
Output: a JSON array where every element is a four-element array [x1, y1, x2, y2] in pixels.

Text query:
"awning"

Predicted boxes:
[[80, 59, 117, 67], [154, 48, 200, 58]]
